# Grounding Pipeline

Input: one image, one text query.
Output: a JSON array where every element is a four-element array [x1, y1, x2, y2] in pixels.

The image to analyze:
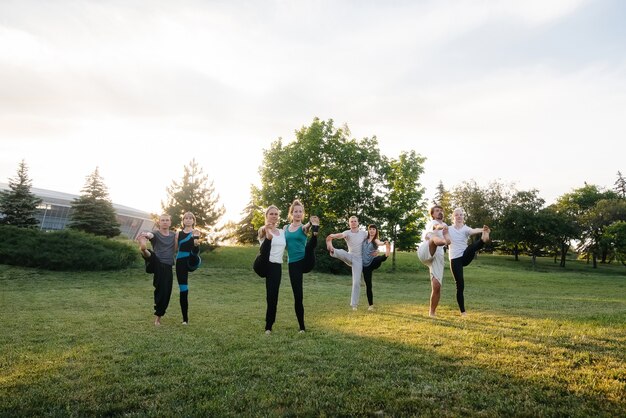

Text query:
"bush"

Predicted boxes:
[[0, 225, 138, 271], [313, 233, 351, 275]]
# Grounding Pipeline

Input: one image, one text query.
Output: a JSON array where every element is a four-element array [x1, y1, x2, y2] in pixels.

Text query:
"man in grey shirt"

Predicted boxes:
[[138, 214, 177, 325]]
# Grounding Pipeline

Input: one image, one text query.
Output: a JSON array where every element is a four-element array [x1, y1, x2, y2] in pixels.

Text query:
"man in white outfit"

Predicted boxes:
[[417, 205, 451, 317], [326, 216, 369, 310]]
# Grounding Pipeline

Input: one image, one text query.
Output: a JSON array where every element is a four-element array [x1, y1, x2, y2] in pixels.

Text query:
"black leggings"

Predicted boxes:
[[288, 260, 306, 331], [302, 235, 318, 273], [362, 255, 388, 306], [175, 258, 190, 323], [449, 239, 484, 313], [265, 262, 282, 331]]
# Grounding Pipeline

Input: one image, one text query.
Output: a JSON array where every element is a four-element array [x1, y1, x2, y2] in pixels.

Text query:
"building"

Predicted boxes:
[[0, 183, 154, 239]]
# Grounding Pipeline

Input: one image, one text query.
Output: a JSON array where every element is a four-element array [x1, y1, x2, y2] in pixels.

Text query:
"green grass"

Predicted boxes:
[[1, 248, 625, 417]]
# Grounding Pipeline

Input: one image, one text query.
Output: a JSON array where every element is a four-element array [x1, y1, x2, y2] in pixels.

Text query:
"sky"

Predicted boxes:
[[1, 0, 625, 223]]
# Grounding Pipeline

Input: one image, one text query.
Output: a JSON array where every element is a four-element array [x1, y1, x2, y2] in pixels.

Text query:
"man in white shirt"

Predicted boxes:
[[417, 205, 451, 317], [326, 216, 369, 310]]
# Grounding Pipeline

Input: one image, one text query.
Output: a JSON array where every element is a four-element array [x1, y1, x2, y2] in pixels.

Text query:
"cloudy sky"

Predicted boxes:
[[1, 0, 625, 222]]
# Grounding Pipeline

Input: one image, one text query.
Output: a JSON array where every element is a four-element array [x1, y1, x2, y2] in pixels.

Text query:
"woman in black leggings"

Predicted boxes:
[[447, 208, 490, 315], [361, 224, 390, 311]]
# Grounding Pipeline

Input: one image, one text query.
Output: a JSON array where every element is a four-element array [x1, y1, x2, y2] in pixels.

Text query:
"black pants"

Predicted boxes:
[[265, 262, 282, 331], [153, 261, 173, 317], [362, 255, 388, 306], [302, 235, 318, 273], [175, 258, 190, 323], [288, 260, 306, 331], [449, 239, 484, 313]]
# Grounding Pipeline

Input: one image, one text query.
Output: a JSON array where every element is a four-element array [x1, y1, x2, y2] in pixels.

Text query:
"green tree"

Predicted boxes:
[[231, 187, 265, 245], [381, 151, 426, 268], [162, 159, 225, 240], [580, 198, 626, 266], [497, 190, 545, 262], [602, 221, 626, 266], [557, 184, 619, 268], [0, 160, 42, 228], [258, 118, 385, 233], [432, 181, 452, 220], [69, 168, 121, 238], [615, 171, 626, 199], [449, 179, 513, 228]]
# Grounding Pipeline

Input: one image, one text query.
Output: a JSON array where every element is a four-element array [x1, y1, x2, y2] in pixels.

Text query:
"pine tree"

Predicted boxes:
[[0, 160, 42, 228], [615, 171, 626, 199], [69, 167, 121, 238], [162, 159, 225, 237]]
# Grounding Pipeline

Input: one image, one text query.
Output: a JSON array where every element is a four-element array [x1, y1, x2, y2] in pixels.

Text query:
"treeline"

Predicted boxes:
[[229, 118, 626, 270], [434, 179, 626, 268]]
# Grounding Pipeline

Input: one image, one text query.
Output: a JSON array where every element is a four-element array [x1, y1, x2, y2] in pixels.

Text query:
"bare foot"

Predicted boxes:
[[442, 226, 451, 246], [309, 216, 320, 235], [154, 316, 162, 326], [429, 311, 437, 318], [481, 226, 491, 243]]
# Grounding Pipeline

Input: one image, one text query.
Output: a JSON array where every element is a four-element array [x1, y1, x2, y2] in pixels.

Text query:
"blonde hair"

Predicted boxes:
[[182, 211, 196, 226], [265, 205, 280, 219], [288, 199, 304, 222]]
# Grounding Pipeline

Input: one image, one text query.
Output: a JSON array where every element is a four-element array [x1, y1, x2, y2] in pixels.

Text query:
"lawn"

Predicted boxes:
[[1, 248, 625, 417]]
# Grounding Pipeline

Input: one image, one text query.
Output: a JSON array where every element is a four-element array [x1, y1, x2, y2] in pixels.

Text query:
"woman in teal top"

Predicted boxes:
[[284, 199, 319, 333]]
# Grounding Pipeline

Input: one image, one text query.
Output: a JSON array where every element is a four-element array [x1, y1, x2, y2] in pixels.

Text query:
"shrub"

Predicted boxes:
[[0, 225, 138, 271]]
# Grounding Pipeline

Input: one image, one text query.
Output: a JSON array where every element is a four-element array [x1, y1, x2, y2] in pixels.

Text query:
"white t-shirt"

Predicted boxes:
[[422, 219, 446, 241], [448, 224, 472, 260], [260, 229, 286, 264], [342, 229, 369, 257]]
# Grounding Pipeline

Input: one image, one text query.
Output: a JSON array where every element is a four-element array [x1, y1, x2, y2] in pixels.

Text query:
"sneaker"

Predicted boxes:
[[265, 330, 271, 335], [352, 306, 358, 311], [182, 321, 188, 325], [299, 330, 305, 334], [368, 305, 374, 311]]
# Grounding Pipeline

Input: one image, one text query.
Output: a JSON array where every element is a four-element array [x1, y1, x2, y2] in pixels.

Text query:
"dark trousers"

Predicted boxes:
[[175, 258, 190, 323], [302, 235, 318, 273], [450, 239, 484, 313], [265, 262, 282, 331], [362, 255, 388, 306], [288, 260, 306, 331], [153, 261, 173, 317]]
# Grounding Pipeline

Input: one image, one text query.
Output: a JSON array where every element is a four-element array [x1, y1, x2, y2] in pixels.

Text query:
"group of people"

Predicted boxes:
[[137, 203, 490, 331], [417, 205, 490, 317], [137, 212, 201, 326]]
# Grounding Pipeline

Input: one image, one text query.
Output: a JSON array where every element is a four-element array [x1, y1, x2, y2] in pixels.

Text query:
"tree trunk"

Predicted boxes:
[[559, 242, 567, 267], [592, 252, 597, 268], [514, 244, 519, 261]]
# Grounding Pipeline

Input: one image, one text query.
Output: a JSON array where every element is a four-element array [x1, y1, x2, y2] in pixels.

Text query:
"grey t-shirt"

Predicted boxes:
[[150, 231, 176, 265], [343, 229, 368, 257]]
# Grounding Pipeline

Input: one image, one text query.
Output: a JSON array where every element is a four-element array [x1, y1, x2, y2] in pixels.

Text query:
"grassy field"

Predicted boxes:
[[1, 247, 625, 417]]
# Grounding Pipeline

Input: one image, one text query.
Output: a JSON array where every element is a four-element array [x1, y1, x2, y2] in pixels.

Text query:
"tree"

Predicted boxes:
[[557, 184, 619, 267], [0, 160, 42, 228], [449, 179, 513, 228], [381, 151, 427, 268], [497, 190, 545, 262], [615, 171, 626, 199], [162, 159, 225, 240], [602, 221, 626, 266], [69, 167, 121, 238], [579, 198, 626, 266], [432, 181, 452, 219], [231, 186, 265, 245], [258, 118, 386, 233]]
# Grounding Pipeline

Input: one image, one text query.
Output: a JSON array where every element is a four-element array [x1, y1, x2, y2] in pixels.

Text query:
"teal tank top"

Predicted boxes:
[[285, 225, 307, 263]]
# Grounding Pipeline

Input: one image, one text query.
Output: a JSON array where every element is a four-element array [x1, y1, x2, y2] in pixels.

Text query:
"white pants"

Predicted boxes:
[[417, 241, 444, 284], [331, 249, 363, 307]]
